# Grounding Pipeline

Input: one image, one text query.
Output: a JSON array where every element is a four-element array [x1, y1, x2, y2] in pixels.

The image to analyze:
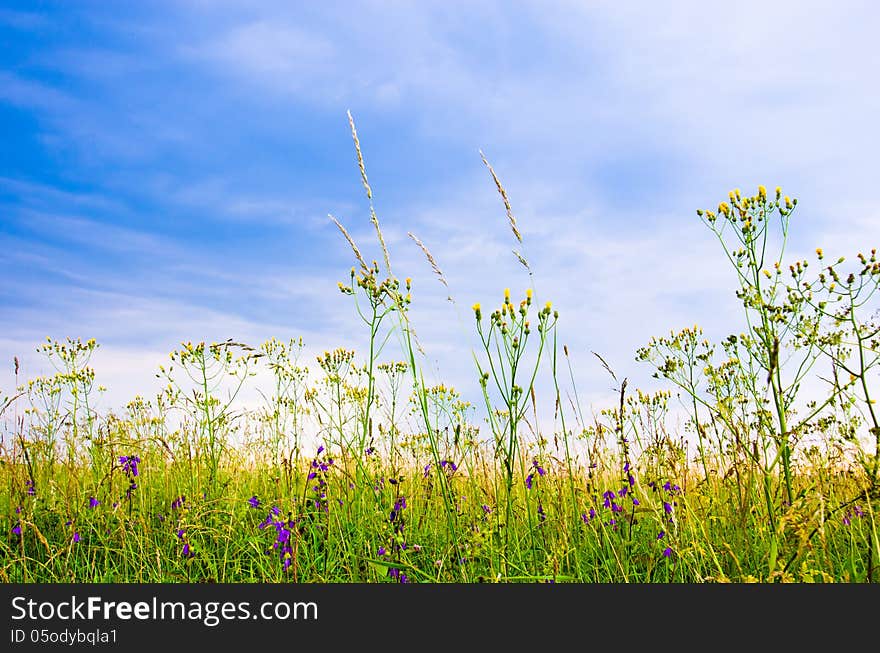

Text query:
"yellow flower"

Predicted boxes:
[[816, 248, 824, 259], [472, 303, 481, 312], [757, 185, 767, 201], [526, 288, 533, 300]]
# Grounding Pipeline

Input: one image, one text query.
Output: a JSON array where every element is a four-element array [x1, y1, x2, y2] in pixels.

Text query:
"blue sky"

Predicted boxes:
[[2, 1, 879, 413]]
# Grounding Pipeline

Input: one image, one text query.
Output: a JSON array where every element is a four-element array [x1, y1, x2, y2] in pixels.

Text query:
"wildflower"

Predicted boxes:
[[440, 460, 458, 472], [248, 496, 260, 509], [12, 523, 22, 536], [842, 514, 851, 526], [378, 547, 387, 557], [177, 529, 185, 539], [618, 487, 628, 497], [89, 497, 100, 509], [632, 498, 640, 506], [119, 455, 141, 477], [663, 547, 673, 558], [73, 532, 81, 543], [26, 479, 36, 496], [611, 503, 622, 513], [853, 505, 864, 518], [663, 501, 673, 514], [481, 504, 492, 515], [171, 496, 185, 510], [602, 490, 616, 508], [537, 502, 546, 523], [757, 185, 767, 201], [388, 568, 409, 583], [525, 473, 535, 490], [657, 530, 665, 540], [182, 543, 195, 558]]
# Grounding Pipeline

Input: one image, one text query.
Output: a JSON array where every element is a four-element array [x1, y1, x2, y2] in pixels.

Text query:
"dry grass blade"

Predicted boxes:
[[370, 206, 393, 275], [480, 150, 522, 244], [348, 110, 372, 201], [512, 249, 530, 271], [408, 232, 449, 290], [329, 214, 368, 270], [348, 110, 392, 274]]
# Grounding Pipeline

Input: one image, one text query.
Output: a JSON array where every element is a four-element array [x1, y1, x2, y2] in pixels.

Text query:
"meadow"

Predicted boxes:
[[2, 117, 879, 583]]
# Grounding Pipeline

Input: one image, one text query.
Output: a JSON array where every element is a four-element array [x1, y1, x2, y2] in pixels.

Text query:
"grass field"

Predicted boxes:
[[3, 120, 879, 583]]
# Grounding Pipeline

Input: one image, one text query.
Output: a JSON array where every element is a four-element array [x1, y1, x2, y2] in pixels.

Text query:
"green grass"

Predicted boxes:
[[2, 122, 879, 583]]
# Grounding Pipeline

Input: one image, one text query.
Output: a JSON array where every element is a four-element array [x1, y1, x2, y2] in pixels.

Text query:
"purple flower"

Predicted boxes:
[[388, 568, 409, 583], [89, 497, 100, 509], [378, 547, 387, 557], [618, 487, 628, 497], [657, 530, 665, 540], [365, 446, 376, 456], [182, 543, 194, 558], [119, 455, 141, 477], [623, 462, 630, 473], [537, 502, 546, 523], [12, 523, 22, 536], [632, 498, 640, 506], [423, 464, 431, 478], [663, 547, 673, 558], [581, 512, 590, 524], [842, 514, 851, 526], [525, 473, 534, 490], [440, 460, 458, 472], [853, 505, 864, 518], [628, 474, 636, 487], [248, 496, 260, 509], [177, 529, 185, 539], [532, 460, 546, 477], [171, 496, 185, 510], [611, 502, 622, 513], [73, 532, 80, 543], [271, 506, 281, 516], [26, 479, 36, 496], [316, 445, 324, 455], [663, 501, 673, 515], [481, 504, 492, 515]]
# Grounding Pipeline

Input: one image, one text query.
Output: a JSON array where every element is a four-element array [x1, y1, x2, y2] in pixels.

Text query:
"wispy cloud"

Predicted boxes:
[[2, 0, 878, 420]]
